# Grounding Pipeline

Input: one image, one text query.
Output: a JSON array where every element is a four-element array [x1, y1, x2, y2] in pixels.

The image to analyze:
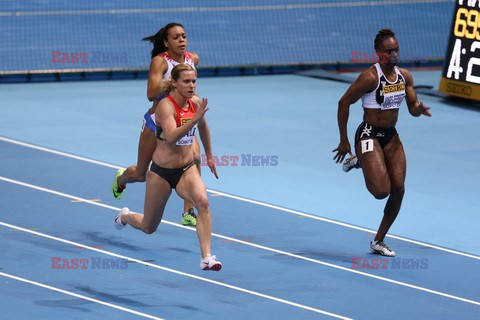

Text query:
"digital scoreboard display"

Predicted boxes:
[[439, 1, 480, 101]]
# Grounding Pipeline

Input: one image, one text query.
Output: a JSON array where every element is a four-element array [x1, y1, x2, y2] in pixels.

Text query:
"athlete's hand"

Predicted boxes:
[[332, 141, 352, 164], [417, 101, 432, 117], [206, 154, 219, 179], [193, 98, 209, 122]]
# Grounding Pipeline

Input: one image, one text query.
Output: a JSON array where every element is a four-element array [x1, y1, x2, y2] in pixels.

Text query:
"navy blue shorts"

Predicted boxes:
[[142, 110, 156, 133]]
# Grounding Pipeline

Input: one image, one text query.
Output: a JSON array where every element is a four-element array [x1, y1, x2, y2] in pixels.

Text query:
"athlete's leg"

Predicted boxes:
[[355, 138, 391, 200], [374, 135, 406, 242], [120, 170, 172, 234], [181, 137, 201, 224], [118, 127, 157, 187], [176, 165, 212, 258]]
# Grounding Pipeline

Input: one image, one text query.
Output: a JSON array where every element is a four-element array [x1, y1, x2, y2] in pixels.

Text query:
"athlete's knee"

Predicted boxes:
[[135, 172, 147, 182], [141, 224, 157, 234], [131, 170, 146, 182], [130, 172, 146, 183], [194, 194, 210, 213], [373, 191, 390, 200], [367, 183, 390, 200], [369, 185, 390, 199], [125, 166, 147, 182]]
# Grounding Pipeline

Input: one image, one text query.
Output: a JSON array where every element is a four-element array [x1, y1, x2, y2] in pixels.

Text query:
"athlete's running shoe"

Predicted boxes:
[[370, 241, 396, 257], [200, 254, 222, 271], [112, 169, 125, 199], [181, 208, 197, 226], [342, 155, 361, 172], [114, 207, 129, 230]]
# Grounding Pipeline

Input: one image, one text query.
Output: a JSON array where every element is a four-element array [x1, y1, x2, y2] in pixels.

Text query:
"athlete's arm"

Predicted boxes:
[[156, 99, 199, 144], [193, 96, 218, 178], [147, 56, 168, 101], [333, 70, 377, 163], [190, 51, 200, 67], [400, 68, 432, 117]]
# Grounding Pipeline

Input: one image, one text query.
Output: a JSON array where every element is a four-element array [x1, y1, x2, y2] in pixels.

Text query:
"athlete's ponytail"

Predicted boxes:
[[160, 63, 196, 94]]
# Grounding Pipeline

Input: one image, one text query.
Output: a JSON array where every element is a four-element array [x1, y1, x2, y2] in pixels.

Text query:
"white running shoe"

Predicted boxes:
[[370, 241, 396, 257], [342, 155, 361, 172], [114, 207, 129, 230], [200, 254, 222, 271]]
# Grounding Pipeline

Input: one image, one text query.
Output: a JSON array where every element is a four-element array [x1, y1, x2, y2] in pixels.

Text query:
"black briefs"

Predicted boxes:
[[150, 161, 195, 189], [354, 121, 397, 148]]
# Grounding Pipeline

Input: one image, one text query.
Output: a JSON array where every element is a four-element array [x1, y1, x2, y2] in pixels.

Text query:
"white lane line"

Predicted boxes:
[[0, 221, 352, 320], [0, 136, 119, 169], [1, 176, 479, 307], [0, 271, 165, 320], [1, 135, 478, 261], [206, 190, 480, 260]]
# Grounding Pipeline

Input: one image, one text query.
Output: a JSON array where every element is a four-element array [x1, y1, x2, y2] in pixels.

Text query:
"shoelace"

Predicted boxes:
[[378, 242, 392, 252], [187, 209, 197, 219], [203, 255, 218, 265]]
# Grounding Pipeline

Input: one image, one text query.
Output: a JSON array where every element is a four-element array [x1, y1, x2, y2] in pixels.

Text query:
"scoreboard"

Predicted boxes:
[[439, 1, 480, 101]]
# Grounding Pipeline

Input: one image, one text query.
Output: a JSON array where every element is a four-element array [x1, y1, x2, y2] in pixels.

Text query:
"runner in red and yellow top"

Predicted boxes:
[[114, 64, 222, 271], [112, 22, 201, 227]]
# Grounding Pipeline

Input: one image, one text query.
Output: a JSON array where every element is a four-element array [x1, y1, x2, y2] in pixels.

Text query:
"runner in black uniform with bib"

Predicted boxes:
[[332, 29, 432, 256]]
